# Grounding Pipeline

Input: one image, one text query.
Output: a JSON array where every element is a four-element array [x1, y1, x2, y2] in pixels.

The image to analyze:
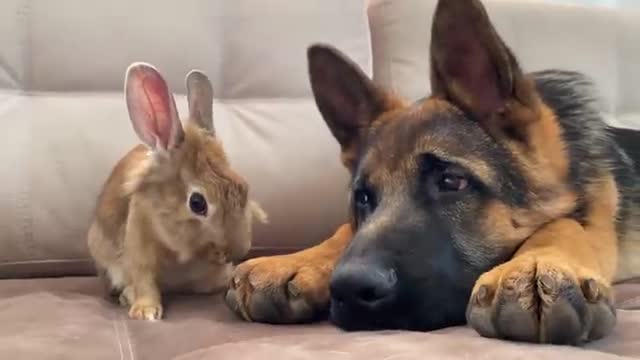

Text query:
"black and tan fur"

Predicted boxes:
[[225, 0, 639, 345]]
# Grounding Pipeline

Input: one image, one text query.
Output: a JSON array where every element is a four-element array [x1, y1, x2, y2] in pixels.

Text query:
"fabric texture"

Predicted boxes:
[[368, 0, 640, 130], [0, 277, 639, 360], [0, 0, 370, 277], [0, 0, 638, 359]]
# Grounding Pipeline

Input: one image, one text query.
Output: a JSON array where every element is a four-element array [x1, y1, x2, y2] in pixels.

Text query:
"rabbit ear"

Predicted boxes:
[[125, 62, 184, 151], [185, 69, 214, 134]]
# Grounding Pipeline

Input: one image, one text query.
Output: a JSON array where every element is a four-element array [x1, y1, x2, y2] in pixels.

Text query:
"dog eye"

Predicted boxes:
[[437, 173, 468, 192], [188, 192, 208, 216], [354, 188, 373, 208]]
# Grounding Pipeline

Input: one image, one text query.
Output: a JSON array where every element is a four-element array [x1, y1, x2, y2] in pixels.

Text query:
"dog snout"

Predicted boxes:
[[330, 261, 397, 310]]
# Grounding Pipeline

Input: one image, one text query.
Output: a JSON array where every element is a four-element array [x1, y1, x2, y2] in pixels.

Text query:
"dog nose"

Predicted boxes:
[[330, 262, 397, 309]]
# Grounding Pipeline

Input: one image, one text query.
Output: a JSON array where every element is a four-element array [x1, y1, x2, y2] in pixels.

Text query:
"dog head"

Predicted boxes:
[[308, 0, 577, 331]]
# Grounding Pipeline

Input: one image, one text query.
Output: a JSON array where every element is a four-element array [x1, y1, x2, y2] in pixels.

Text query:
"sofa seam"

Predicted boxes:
[[617, 296, 640, 309], [112, 319, 126, 360], [0, 246, 306, 267], [121, 318, 136, 360], [25, 0, 33, 92], [14, 0, 36, 277], [0, 258, 92, 266], [0, 89, 317, 102]]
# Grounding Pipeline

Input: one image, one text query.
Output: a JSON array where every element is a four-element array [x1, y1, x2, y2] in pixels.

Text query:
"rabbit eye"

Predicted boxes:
[[188, 192, 208, 216]]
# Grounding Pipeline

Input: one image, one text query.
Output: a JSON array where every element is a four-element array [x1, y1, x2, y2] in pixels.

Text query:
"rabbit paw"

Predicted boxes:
[[118, 286, 134, 307], [129, 300, 163, 321]]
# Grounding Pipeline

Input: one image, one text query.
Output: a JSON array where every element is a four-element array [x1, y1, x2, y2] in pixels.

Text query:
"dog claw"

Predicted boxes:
[[538, 274, 556, 294], [582, 279, 599, 301], [287, 282, 300, 298], [475, 285, 492, 306]]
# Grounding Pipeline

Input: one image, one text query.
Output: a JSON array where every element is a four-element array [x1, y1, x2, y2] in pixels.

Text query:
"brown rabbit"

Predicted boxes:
[[87, 62, 266, 321]]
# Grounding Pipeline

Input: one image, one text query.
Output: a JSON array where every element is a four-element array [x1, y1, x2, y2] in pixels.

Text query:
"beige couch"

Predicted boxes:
[[1, 0, 639, 358]]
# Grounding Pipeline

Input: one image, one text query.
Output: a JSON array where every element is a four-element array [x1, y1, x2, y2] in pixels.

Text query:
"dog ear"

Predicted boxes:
[[307, 45, 396, 161], [430, 0, 536, 140]]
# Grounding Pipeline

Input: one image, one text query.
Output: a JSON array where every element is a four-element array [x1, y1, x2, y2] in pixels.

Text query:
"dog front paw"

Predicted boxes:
[[224, 253, 332, 324], [466, 255, 616, 345]]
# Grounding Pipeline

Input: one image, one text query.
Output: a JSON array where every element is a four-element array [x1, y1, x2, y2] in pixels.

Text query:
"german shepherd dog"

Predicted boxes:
[[225, 0, 640, 345]]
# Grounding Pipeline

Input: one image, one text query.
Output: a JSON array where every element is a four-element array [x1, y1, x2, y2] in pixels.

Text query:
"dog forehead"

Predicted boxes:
[[372, 99, 471, 148], [357, 98, 500, 187], [366, 101, 471, 161]]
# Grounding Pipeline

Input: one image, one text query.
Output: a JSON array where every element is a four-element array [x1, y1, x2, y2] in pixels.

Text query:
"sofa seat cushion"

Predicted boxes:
[[1, 277, 639, 360]]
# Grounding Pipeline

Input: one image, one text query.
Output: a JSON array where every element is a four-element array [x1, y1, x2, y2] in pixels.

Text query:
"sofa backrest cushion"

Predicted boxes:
[[0, 0, 370, 278], [368, 0, 640, 130]]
